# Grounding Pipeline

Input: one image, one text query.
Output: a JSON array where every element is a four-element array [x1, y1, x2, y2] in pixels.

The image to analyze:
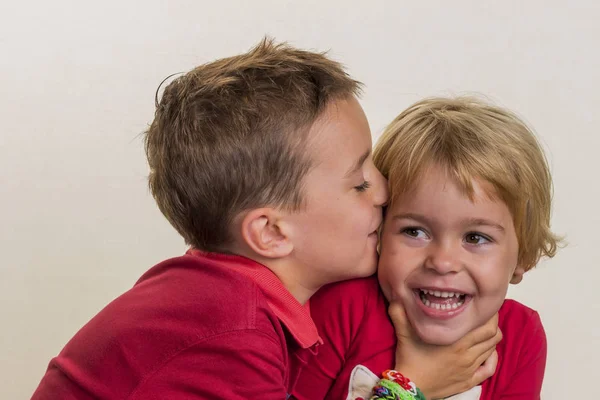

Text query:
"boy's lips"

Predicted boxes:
[[368, 230, 378, 246], [367, 222, 381, 240], [412, 288, 472, 320], [369, 217, 383, 235]]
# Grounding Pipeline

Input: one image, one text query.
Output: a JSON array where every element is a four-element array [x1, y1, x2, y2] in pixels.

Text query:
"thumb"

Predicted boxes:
[[388, 302, 411, 339]]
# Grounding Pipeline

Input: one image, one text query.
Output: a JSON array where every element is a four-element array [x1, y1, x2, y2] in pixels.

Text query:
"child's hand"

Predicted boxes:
[[389, 302, 502, 400]]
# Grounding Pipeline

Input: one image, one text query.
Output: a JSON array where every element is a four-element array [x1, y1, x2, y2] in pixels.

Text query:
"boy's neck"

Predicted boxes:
[[266, 262, 318, 305], [223, 245, 318, 305]]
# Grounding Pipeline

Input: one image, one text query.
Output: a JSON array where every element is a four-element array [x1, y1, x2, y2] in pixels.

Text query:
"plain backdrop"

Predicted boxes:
[[1, 0, 598, 398]]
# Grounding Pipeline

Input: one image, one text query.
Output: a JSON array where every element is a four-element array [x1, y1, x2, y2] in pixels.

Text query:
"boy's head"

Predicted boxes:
[[145, 39, 387, 297], [374, 97, 560, 345]]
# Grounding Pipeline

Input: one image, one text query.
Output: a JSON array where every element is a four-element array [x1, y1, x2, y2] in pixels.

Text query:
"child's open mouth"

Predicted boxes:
[[415, 289, 471, 315]]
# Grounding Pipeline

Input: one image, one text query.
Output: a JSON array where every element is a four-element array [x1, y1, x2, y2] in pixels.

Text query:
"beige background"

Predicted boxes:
[[1, 0, 598, 398]]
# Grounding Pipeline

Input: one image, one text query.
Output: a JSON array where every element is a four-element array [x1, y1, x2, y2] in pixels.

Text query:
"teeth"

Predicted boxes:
[[419, 290, 465, 311], [420, 289, 463, 298]]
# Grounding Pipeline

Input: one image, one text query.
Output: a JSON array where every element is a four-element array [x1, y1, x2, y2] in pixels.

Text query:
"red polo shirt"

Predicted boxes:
[[292, 276, 547, 400], [32, 250, 321, 399]]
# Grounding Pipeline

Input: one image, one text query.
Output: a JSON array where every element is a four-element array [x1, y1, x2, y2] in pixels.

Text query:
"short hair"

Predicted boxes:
[[145, 38, 361, 252], [374, 97, 560, 270]]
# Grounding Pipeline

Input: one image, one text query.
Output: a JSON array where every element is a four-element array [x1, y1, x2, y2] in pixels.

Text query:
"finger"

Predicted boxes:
[[460, 313, 500, 348], [388, 302, 412, 338], [467, 327, 502, 360], [472, 344, 496, 370], [471, 350, 498, 386]]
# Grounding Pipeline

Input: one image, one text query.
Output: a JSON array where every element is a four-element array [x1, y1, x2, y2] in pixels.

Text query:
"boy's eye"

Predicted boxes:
[[354, 180, 371, 192], [464, 233, 491, 245], [402, 227, 428, 239]]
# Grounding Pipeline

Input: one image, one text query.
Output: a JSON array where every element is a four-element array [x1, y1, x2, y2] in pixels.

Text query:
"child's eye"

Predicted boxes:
[[354, 180, 371, 192], [464, 232, 491, 245], [402, 227, 429, 239]]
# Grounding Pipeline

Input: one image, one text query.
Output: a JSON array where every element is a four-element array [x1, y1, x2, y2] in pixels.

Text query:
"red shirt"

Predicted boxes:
[[292, 277, 547, 400], [32, 250, 321, 399]]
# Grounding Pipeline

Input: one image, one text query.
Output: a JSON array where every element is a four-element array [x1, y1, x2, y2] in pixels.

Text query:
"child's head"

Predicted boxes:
[[145, 39, 387, 293], [374, 97, 560, 345]]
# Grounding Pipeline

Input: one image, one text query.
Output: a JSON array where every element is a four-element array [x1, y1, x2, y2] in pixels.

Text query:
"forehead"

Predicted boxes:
[[306, 97, 372, 168], [390, 165, 511, 220]]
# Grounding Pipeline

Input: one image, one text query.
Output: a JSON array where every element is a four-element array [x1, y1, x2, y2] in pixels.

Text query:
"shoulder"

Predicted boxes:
[[311, 275, 382, 311], [80, 256, 280, 364], [131, 255, 270, 326], [47, 254, 282, 398], [499, 299, 545, 338], [310, 276, 386, 338], [89, 252, 280, 339], [309, 276, 392, 350], [497, 299, 547, 363], [483, 302, 547, 398]]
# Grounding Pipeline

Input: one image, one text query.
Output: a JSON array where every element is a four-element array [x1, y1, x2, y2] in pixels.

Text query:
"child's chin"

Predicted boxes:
[[415, 324, 469, 346]]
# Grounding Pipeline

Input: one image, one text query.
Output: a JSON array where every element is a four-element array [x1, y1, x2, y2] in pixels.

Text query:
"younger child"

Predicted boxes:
[[292, 97, 560, 400]]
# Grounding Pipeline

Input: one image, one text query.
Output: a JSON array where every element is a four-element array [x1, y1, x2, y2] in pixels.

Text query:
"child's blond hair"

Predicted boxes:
[[374, 97, 560, 270]]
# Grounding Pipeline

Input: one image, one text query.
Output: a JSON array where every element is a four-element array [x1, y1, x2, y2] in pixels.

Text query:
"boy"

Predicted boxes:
[[31, 41, 498, 399], [292, 97, 560, 400], [31, 38, 386, 400]]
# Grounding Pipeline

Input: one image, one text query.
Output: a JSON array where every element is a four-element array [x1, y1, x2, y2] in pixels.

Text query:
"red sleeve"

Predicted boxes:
[[497, 310, 547, 399], [33, 330, 288, 400], [292, 277, 395, 400]]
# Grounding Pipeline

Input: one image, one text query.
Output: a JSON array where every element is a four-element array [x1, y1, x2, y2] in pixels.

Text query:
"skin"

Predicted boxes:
[[281, 97, 388, 300], [378, 164, 523, 345], [233, 96, 388, 304]]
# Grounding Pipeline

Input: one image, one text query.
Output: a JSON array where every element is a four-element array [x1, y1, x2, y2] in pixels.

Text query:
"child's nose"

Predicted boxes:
[[424, 242, 462, 274]]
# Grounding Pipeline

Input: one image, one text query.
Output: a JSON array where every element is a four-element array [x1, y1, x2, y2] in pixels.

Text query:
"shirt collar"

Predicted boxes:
[[187, 249, 322, 349]]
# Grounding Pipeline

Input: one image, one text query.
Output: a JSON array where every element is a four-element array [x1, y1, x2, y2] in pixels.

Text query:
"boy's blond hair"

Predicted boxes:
[[145, 38, 361, 252], [374, 97, 560, 271]]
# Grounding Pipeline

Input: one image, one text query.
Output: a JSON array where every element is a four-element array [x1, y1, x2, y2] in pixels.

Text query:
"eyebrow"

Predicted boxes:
[[344, 150, 371, 178], [392, 213, 431, 225], [392, 213, 505, 233], [464, 218, 505, 232]]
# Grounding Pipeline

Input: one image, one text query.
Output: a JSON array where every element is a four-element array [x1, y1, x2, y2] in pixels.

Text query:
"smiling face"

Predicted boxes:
[[378, 164, 522, 345]]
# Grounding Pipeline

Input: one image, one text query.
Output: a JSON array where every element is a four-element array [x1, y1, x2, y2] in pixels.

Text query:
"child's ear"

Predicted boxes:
[[510, 265, 525, 284], [240, 208, 294, 259]]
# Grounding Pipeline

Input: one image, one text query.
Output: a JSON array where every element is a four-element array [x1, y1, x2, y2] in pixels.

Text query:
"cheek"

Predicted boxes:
[[340, 200, 377, 235], [473, 254, 516, 296], [378, 240, 413, 293]]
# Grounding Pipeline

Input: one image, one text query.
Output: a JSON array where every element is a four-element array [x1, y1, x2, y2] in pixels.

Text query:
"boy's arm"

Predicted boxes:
[[497, 311, 547, 399]]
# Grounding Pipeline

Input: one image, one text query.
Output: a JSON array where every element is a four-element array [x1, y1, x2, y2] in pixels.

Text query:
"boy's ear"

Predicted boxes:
[[510, 265, 525, 284], [240, 208, 294, 259]]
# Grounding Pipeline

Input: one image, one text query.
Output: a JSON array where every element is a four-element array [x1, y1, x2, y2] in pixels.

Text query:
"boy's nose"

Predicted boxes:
[[424, 242, 462, 274], [372, 169, 389, 207]]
